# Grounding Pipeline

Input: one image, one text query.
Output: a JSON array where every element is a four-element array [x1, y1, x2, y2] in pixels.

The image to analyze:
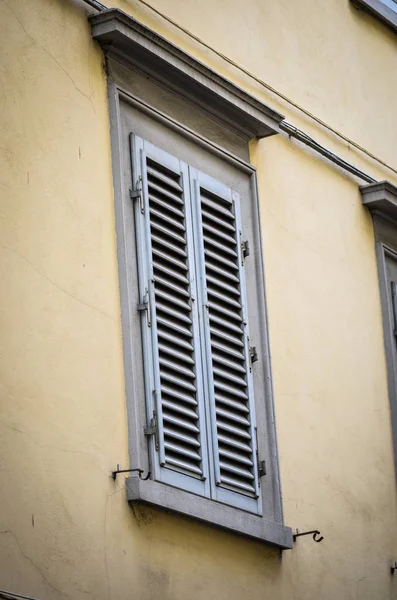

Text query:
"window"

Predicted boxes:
[[351, 0, 397, 32], [91, 8, 292, 548], [133, 136, 261, 513], [361, 181, 397, 479]]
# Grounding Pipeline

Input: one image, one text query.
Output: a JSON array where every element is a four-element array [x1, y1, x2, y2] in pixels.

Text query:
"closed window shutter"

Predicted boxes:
[[131, 136, 210, 497], [191, 169, 262, 514], [131, 136, 261, 512]]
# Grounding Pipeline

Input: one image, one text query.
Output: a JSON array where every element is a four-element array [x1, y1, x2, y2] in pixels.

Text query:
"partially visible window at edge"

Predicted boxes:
[[381, 0, 397, 11]]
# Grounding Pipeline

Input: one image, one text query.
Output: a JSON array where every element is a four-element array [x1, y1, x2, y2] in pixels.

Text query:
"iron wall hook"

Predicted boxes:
[[312, 531, 324, 543], [293, 528, 324, 543], [111, 465, 151, 481]]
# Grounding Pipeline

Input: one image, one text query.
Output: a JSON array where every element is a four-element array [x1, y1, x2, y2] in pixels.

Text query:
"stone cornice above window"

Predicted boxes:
[[351, 0, 397, 33], [90, 9, 284, 140], [361, 181, 397, 223]]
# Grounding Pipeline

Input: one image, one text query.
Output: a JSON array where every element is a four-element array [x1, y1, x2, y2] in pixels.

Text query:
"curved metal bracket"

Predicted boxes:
[[112, 465, 151, 481], [293, 528, 324, 543]]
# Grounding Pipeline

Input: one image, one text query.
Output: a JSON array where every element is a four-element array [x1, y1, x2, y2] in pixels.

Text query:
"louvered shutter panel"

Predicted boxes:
[[131, 136, 210, 497], [191, 169, 262, 514]]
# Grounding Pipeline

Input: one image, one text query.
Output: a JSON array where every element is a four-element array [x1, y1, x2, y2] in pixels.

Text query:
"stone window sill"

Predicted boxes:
[[126, 477, 293, 549]]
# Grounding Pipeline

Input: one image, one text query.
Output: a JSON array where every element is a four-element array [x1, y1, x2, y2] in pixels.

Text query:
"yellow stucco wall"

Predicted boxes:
[[1, 0, 397, 598]]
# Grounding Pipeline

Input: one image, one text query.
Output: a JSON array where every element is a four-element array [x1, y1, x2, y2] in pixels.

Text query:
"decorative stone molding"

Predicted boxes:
[[360, 181, 397, 223], [90, 9, 284, 140]]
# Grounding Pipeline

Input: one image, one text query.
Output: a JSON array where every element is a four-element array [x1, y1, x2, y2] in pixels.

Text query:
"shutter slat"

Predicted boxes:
[[219, 460, 255, 480], [202, 208, 236, 232], [198, 181, 259, 501], [203, 234, 238, 258], [213, 366, 248, 388], [214, 380, 249, 400], [152, 234, 188, 258], [209, 326, 245, 348], [205, 261, 240, 283], [156, 289, 191, 312], [156, 303, 193, 325], [206, 275, 240, 297], [204, 249, 239, 271], [162, 384, 198, 407], [217, 419, 251, 440], [219, 475, 256, 494], [218, 433, 252, 453], [163, 420, 199, 438], [157, 317, 193, 339], [148, 181, 185, 206], [150, 207, 186, 232], [212, 352, 247, 374], [153, 248, 189, 272], [164, 441, 201, 461], [211, 339, 245, 360], [150, 221, 186, 245], [215, 393, 249, 413], [161, 371, 197, 393], [165, 456, 203, 476], [207, 288, 242, 309], [215, 406, 250, 426], [201, 194, 234, 219], [149, 195, 185, 218], [202, 222, 237, 245], [159, 342, 195, 365], [154, 262, 190, 286], [159, 358, 196, 380], [154, 276, 190, 299], [147, 162, 184, 193], [157, 329, 194, 352], [219, 448, 254, 466], [162, 400, 199, 419], [208, 302, 244, 324]]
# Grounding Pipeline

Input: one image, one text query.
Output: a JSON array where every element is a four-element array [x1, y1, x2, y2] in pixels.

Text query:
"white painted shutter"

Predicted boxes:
[[131, 136, 261, 512], [191, 169, 261, 514], [131, 136, 210, 497]]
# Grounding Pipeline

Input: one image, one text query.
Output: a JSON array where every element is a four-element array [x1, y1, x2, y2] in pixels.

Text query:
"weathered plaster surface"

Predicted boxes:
[[0, 0, 397, 598]]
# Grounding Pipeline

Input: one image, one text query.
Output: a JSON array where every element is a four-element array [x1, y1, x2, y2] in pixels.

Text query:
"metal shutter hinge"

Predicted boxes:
[[258, 459, 266, 478], [137, 289, 151, 327], [241, 239, 250, 259], [254, 427, 266, 480], [249, 346, 258, 365], [144, 410, 159, 450], [391, 282, 397, 336], [130, 175, 144, 213]]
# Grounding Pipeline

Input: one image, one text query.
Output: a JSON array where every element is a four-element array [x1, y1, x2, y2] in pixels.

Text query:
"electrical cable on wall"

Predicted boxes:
[[0, 590, 41, 600], [78, 0, 397, 180]]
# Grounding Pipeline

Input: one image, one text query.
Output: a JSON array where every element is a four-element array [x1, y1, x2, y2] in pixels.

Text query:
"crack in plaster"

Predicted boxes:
[[0, 419, 110, 479], [0, 244, 117, 322], [104, 488, 124, 600], [0, 530, 68, 599], [1, 0, 96, 111]]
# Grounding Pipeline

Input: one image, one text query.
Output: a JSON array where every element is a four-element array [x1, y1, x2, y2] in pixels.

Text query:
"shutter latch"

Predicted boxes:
[[144, 410, 159, 450], [130, 175, 144, 213]]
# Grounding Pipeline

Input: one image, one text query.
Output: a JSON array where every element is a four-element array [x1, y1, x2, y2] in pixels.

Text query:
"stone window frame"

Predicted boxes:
[[90, 8, 292, 549], [361, 181, 397, 478]]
